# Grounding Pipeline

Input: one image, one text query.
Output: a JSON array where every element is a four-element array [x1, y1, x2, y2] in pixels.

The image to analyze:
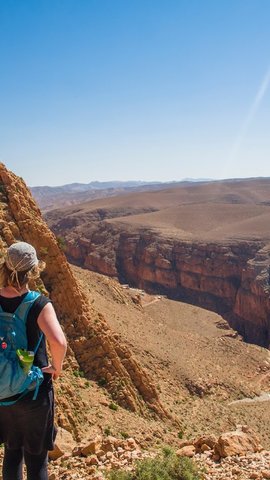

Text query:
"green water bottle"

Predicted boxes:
[[16, 349, 34, 374]]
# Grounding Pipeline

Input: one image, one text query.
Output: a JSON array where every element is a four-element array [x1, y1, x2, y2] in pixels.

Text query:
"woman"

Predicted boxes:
[[0, 241, 67, 480]]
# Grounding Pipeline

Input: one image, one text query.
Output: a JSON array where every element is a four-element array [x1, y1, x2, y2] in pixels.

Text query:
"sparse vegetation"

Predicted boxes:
[[104, 426, 112, 436], [98, 377, 107, 387], [56, 235, 66, 250], [109, 402, 118, 411], [73, 369, 85, 378], [39, 246, 49, 255], [106, 448, 202, 480], [36, 284, 48, 295]]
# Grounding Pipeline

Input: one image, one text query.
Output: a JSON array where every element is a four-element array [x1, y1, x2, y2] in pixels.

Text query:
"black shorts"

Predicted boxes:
[[0, 389, 56, 454]]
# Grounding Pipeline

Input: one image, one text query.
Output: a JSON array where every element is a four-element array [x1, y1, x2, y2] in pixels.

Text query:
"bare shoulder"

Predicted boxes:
[[38, 301, 57, 317], [37, 302, 58, 327]]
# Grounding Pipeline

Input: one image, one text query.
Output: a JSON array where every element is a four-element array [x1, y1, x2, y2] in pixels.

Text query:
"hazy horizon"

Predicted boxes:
[[1, 1, 270, 186], [30, 175, 270, 189]]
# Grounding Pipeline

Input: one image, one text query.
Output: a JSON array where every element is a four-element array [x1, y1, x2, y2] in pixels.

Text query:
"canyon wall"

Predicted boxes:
[[54, 220, 270, 347], [0, 164, 167, 417]]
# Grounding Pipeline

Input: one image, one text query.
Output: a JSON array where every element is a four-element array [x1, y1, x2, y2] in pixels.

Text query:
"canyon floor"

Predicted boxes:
[[72, 266, 270, 448]]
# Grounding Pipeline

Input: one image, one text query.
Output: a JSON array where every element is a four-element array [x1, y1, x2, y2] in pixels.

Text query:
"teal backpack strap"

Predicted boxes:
[[15, 291, 44, 354], [34, 331, 44, 354], [14, 291, 41, 323]]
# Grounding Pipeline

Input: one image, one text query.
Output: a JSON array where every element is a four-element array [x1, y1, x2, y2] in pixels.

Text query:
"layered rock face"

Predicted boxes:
[[49, 217, 270, 347], [0, 163, 166, 417]]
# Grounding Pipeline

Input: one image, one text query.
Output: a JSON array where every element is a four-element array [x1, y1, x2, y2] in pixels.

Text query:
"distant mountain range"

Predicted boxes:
[[32, 180, 162, 194], [31, 177, 270, 212], [32, 179, 219, 211], [31, 180, 165, 211]]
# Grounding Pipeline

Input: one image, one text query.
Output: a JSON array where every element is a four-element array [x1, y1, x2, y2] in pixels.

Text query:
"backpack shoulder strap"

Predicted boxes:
[[14, 291, 41, 324], [15, 291, 44, 354]]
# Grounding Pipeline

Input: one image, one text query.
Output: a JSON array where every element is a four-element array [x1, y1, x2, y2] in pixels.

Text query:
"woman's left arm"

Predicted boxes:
[[37, 303, 67, 379]]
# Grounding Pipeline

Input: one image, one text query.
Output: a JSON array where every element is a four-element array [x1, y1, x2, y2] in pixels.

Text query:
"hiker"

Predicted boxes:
[[0, 241, 67, 480]]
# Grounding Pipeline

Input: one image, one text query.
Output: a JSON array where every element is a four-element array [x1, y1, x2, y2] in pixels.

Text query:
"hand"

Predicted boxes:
[[41, 364, 61, 380]]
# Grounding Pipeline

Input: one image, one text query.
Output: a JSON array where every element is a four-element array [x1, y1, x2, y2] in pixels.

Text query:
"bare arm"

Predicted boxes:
[[37, 302, 67, 380]]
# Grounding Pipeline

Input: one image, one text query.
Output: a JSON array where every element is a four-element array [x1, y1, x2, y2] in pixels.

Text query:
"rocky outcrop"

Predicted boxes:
[[47, 433, 152, 479], [0, 163, 166, 417], [46, 215, 270, 347], [177, 425, 262, 459], [231, 245, 270, 345], [214, 426, 262, 458]]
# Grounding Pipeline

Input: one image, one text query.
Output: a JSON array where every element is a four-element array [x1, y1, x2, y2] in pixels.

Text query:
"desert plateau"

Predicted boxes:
[[44, 178, 270, 348]]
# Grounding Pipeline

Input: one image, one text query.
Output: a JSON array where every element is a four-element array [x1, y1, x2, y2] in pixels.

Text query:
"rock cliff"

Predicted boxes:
[[47, 214, 270, 347], [0, 163, 166, 417]]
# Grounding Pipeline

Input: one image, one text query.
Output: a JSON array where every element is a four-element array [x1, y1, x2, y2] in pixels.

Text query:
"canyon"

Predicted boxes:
[[2, 164, 270, 478], [44, 179, 270, 348]]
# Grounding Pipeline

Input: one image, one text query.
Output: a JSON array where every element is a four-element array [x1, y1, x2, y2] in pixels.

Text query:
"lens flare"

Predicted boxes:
[[226, 67, 270, 173]]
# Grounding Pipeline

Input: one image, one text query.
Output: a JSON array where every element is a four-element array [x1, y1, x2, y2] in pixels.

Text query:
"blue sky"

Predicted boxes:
[[0, 0, 270, 186]]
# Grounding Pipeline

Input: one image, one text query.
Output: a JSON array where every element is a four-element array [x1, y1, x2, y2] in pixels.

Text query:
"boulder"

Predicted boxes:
[[214, 426, 262, 458], [194, 434, 217, 452], [176, 445, 195, 457], [49, 427, 76, 461], [81, 436, 102, 456], [101, 435, 117, 453]]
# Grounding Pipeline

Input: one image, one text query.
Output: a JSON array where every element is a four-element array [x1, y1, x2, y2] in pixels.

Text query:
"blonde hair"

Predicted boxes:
[[0, 260, 46, 290]]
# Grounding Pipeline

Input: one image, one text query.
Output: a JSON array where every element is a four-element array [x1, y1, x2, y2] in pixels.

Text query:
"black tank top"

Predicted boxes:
[[0, 292, 53, 400]]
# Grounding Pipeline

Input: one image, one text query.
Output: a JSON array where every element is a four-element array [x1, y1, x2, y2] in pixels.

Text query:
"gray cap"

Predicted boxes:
[[6, 242, 39, 273]]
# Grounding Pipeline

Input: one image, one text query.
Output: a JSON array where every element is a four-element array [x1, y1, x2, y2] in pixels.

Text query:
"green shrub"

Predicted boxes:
[[56, 236, 66, 250], [106, 448, 202, 480], [98, 377, 107, 387], [36, 284, 48, 295], [39, 246, 49, 255], [73, 370, 85, 378], [104, 426, 111, 436], [109, 402, 118, 411]]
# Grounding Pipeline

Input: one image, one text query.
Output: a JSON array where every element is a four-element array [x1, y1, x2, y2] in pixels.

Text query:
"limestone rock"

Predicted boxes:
[[81, 436, 102, 456], [214, 426, 262, 458], [194, 434, 218, 452], [49, 427, 76, 460], [176, 445, 195, 457]]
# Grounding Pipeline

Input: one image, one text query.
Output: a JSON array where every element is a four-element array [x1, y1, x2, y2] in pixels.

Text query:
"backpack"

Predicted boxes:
[[0, 291, 44, 406]]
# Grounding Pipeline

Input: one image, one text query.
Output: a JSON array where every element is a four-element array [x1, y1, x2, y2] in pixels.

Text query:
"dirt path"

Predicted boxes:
[[229, 392, 270, 406]]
